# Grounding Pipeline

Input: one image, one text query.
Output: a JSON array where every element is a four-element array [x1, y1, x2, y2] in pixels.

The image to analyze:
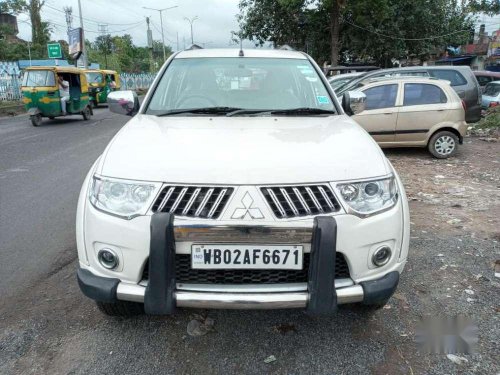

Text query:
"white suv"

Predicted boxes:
[[76, 49, 410, 316]]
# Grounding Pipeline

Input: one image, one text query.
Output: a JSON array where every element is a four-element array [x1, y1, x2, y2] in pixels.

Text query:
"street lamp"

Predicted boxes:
[[143, 5, 178, 60], [184, 16, 198, 45]]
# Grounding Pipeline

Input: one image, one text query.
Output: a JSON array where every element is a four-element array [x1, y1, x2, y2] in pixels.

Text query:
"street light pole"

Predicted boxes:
[[184, 16, 198, 45], [77, 0, 88, 68], [143, 6, 178, 61]]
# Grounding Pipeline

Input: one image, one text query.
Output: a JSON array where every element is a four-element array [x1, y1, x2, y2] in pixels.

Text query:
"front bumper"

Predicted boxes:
[[77, 214, 401, 314]]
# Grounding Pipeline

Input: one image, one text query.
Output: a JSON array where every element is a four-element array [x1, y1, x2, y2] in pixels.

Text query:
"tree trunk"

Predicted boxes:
[[329, 0, 341, 66]]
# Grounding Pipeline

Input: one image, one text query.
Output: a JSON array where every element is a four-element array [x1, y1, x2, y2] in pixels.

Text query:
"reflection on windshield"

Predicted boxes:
[[22, 70, 55, 87], [86, 72, 103, 84], [484, 83, 500, 96], [146, 57, 336, 115]]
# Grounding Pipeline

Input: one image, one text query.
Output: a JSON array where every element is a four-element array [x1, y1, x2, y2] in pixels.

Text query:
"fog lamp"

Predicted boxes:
[[372, 246, 391, 267], [98, 248, 119, 270]]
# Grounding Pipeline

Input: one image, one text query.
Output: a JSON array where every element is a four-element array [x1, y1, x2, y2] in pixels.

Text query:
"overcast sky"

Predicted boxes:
[[14, 0, 500, 51], [16, 0, 251, 50]]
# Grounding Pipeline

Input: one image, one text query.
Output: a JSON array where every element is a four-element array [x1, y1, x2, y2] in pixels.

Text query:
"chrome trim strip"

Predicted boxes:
[[267, 188, 287, 217], [170, 187, 188, 212], [207, 188, 227, 218], [194, 188, 214, 217], [280, 188, 299, 216], [156, 186, 175, 212], [318, 186, 335, 210], [293, 187, 311, 214], [173, 224, 313, 243], [116, 282, 364, 307], [305, 187, 323, 212], [182, 188, 201, 215]]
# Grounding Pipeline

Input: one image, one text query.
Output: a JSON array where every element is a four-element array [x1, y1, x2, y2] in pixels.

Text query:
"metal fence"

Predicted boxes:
[[119, 73, 156, 91], [0, 74, 23, 101], [0, 69, 157, 101]]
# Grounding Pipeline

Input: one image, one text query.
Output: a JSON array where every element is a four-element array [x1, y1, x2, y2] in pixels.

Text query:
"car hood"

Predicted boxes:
[[98, 114, 390, 184]]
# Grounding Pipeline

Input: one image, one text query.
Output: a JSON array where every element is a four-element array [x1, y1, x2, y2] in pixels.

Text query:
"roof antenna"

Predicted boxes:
[[239, 36, 244, 57]]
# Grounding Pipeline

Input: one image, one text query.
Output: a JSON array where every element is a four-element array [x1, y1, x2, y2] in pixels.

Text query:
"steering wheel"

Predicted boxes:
[[176, 94, 218, 108]]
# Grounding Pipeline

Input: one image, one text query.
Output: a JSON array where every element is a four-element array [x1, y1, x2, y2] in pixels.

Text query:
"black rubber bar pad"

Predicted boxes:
[[307, 216, 338, 315], [77, 268, 119, 303], [144, 212, 176, 315]]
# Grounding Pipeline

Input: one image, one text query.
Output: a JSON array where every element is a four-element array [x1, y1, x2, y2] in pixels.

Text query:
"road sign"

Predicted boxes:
[[47, 43, 62, 59]]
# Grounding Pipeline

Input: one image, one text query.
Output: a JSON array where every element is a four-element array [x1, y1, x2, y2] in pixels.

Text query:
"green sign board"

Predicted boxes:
[[47, 43, 62, 59]]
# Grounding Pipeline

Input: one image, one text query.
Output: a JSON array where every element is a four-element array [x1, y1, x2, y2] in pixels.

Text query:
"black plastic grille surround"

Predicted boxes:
[[152, 186, 233, 219], [260, 185, 341, 219], [142, 252, 350, 284]]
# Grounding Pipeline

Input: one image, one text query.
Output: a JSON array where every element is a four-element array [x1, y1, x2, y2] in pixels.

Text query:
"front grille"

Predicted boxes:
[[141, 253, 350, 284], [152, 186, 234, 219], [260, 185, 341, 219]]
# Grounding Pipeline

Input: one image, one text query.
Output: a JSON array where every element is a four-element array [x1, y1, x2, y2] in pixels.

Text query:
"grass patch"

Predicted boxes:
[[476, 107, 500, 129]]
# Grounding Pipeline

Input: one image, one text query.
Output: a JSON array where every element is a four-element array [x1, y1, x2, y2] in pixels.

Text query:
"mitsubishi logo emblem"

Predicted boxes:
[[231, 192, 264, 219]]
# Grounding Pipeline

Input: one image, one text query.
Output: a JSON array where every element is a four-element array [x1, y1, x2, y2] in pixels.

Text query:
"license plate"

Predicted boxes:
[[191, 244, 303, 270]]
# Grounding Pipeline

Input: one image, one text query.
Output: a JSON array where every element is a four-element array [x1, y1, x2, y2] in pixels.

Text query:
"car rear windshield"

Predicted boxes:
[[484, 83, 500, 96], [146, 57, 336, 114], [22, 70, 55, 87], [86, 72, 103, 84], [428, 69, 467, 86], [403, 83, 447, 105]]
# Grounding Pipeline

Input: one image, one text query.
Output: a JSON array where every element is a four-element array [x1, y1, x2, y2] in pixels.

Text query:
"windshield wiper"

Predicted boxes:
[[269, 107, 336, 115], [155, 107, 242, 116]]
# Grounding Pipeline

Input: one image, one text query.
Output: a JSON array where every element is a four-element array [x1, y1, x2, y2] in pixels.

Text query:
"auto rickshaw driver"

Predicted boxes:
[[58, 74, 70, 115]]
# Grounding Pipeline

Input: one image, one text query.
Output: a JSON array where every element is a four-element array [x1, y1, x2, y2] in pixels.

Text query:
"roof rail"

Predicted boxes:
[[278, 44, 294, 51]]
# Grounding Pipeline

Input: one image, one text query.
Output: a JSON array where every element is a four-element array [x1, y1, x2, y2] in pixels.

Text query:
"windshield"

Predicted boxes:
[[484, 83, 500, 96], [22, 70, 55, 87], [146, 57, 336, 115], [86, 72, 103, 85]]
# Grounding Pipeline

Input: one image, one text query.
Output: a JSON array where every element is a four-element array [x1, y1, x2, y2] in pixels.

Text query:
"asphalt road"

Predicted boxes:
[[0, 112, 498, 374], [0, 109, 124, 299]]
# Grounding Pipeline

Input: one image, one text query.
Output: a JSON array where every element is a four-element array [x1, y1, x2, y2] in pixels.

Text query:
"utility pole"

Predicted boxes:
[[143, 5, 178, 61], [98, 24, 109, 69], [146, 17, 154, 72], [176, 31, 179, 52], [77, 0, 88, 68], [184, 16, 198, 45]]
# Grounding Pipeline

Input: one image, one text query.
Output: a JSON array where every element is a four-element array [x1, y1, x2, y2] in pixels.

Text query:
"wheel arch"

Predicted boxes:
[[427, 126, 463, 145]]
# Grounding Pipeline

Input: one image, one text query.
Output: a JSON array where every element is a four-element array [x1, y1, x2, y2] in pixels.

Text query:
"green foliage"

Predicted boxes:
[[238, 0, 480, 65], [476, 106, 500, 129], [467, 0, 500, 15]]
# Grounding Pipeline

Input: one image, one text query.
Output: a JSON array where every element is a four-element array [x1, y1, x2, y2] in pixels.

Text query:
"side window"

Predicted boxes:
[[403, 83, 447, 106], [363, 84, 398, 110], [428, 70, 467, 86], [476, 75, 491, 86]]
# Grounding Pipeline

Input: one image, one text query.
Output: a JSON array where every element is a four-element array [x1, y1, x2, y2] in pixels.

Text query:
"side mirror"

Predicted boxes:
[[342, 90, 366, 116], [107, 90, 139, 116]]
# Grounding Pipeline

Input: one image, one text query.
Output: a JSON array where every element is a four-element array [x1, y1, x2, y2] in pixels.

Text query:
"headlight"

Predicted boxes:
[[336, 176, 398, 216], [89, 176, 160, 219]]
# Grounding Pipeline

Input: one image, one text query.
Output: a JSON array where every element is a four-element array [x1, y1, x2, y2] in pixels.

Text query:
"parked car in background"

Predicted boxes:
[[481, 81, 500, 109], [336, 66, 481, 123], [349, 77, 467, 158], [474, 70, 500, 92], [328, 72, 363, 91]]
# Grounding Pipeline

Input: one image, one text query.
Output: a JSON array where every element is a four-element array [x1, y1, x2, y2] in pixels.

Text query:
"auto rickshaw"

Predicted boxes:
[[21, 66, 92, 126], [85, 69, 121, 107]]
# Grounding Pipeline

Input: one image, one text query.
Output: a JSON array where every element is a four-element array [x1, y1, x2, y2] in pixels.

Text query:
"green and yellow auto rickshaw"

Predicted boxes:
[[85, 69, 121, 107], [22, 66, 92, 126]]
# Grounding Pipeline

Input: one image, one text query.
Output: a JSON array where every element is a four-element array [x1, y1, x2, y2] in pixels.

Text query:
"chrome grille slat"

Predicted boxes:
[[157, 187, 175, 212], [267, 188, 287, 218], [194, 188, 214, 217], [207, 188, 227, 219], [280, 188, 299, 216], [261, 185, 340, 219], [182, 188, 201, 215], [293, 187, 311, 214], [153, 186, 233, 219], [305, 187, 323, 212]]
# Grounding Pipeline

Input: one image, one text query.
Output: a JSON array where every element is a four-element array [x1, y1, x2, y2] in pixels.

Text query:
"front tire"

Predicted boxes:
[[96, 301, 144, 317], [30, 114, 42, 127], [428, 130, 459, 158], [82, 106, 92, 121]]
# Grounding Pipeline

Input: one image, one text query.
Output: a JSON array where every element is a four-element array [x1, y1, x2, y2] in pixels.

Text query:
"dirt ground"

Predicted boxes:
[[0, 136, 499, 375]]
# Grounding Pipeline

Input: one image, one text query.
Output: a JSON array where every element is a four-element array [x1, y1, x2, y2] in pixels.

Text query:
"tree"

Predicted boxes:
[[95, 34, 114, 69]]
